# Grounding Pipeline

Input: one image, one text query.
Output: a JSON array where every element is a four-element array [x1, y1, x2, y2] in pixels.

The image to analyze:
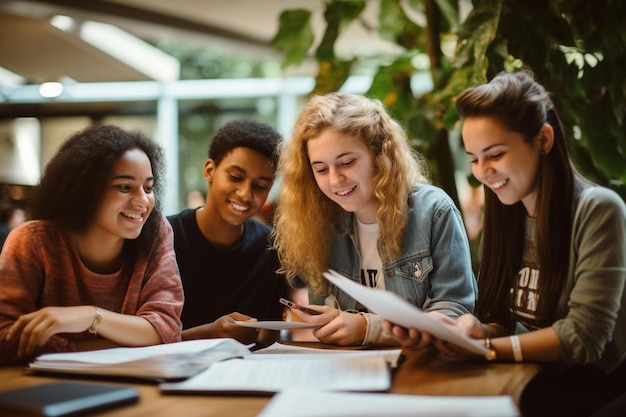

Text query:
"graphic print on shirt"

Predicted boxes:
[[360, 268, 379, 288], [509, 217, 541, 330], [354, 217, 383, 290], [511, 266, 540, 326]]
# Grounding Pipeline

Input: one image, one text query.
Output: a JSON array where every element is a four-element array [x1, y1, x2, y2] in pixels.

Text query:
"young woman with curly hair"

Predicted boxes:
[[0, 124, 183, 364], [272, 92, 477, 347]]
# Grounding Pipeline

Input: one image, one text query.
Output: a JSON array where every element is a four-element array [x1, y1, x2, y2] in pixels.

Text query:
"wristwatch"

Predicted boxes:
[[484, 338, 497, 361]]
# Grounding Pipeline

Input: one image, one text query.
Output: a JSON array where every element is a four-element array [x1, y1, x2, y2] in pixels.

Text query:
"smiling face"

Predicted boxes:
[[462, 116, 548, 217], [307, 128, 377, 223], [90, 148, 155, 241], [204, 146, 274, 227]]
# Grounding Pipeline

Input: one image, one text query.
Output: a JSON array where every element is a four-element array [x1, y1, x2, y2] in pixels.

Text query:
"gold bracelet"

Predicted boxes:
[[484, 337, 496, 361], [88, 308, 103, 336]]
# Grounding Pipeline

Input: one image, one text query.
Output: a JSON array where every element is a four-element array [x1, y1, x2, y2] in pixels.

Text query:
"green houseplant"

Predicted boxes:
[[271, 0, 626, 208]]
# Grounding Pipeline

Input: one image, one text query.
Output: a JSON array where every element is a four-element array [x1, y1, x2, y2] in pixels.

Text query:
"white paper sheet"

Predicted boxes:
[[234, 320, 321, 330], [256, 389, 519, 417], [323, 270, 488, 356], [28, 339, 251, 380], [160, 356, 390, 394], [251, 342, 403, 368]]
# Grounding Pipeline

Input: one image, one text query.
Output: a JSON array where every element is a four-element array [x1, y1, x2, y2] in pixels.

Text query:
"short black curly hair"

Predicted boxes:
[[29, 124, 166, 246], [208, 119, 281, 169]]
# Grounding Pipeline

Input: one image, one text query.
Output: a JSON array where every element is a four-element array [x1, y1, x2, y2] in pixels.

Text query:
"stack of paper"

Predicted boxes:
[[252, 342, 403, 367], [28, 339, 398, 394], [256, 390, 520, 417], [160, 355, 391, 395], [28, 338, 251, 381], [159, 341, 401, 395]]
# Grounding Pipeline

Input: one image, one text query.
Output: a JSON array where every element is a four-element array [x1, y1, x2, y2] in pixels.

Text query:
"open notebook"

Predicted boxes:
[[160, 355, 391, 395], [27, 339, 399, 394], [27, 338, 251, 381], [159, 342, 400, 395]]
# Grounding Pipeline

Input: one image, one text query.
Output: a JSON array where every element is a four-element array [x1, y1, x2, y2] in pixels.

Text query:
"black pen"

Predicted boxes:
[[279, 297, 322, 315]]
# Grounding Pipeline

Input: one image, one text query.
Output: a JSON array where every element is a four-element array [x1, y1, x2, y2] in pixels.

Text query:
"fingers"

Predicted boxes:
[[312, 316, 342, 340], [381, 321, 425, 348], [6, 318, 23, 342], [407, 328, 435, 350], [291, 307, 335, 325], [312, 311, 365, 346], [8, 306, 97, 358], [456, 314, 485, 338], [220, 320, 259, 344], [228, 312, 255, 322], [428, 311, 456, 326], [389, 325, 412, 345], [381, 319, 393, 335], [13, 312, 56, 357]]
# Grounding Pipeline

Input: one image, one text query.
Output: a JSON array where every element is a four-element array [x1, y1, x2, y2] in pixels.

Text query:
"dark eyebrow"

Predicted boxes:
[[230, 165, 273, 183], [112, 174, 154, 181], [465, 144, 503, 156]]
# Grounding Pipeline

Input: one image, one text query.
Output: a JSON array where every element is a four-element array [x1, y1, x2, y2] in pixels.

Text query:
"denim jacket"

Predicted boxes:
[[310, 185, 477, 344]]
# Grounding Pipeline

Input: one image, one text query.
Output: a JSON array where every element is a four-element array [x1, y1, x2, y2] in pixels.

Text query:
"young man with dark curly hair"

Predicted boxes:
[[168, 119, 289, 346]]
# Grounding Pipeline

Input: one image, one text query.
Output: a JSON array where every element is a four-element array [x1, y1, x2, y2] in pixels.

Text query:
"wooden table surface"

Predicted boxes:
[[0, 343, 540, 417]]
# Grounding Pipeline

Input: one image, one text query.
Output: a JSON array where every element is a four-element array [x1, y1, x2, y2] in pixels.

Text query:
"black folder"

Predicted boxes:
[[0, 381, 139, 416]]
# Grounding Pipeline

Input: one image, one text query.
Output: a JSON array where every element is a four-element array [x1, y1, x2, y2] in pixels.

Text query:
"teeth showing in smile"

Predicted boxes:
[[490, 180, 507, 190], [231, 202, 248, 211], [122, 212, 143, 220], [336, 186, 355, 196]]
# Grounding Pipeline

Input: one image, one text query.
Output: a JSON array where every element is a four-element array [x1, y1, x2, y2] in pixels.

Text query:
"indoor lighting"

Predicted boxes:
[[39, 82, 64, 98]]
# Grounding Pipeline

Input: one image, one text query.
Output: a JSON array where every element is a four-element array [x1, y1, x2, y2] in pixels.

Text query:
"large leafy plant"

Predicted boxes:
[[271, 0, 626, 206]]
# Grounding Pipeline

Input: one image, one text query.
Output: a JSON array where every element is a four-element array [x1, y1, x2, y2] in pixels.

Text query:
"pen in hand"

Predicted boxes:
[[279, 298, 322, 316]]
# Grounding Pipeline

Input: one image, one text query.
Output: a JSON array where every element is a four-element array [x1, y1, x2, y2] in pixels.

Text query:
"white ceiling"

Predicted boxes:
[[0, 0, 403, 83]]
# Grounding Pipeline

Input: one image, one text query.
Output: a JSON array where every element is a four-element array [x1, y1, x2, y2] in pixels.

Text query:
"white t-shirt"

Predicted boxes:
[[354, 217, 384, 291]]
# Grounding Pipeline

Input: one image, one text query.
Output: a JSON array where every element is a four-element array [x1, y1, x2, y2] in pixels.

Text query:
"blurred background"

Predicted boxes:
[[0, 0, 404, 213], [1, 0, 624, 272]]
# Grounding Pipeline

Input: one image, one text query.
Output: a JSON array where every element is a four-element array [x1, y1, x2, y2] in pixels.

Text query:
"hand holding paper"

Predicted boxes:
[[323, 270, 488, 356], [381, 310, 458, 350]]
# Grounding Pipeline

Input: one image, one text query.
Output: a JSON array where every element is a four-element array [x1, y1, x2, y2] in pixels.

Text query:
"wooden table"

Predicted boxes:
[[0, 344, 539, 417]]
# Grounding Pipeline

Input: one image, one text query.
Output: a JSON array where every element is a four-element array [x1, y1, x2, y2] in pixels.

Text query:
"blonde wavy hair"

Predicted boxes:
[[272, 92, 429, 294]]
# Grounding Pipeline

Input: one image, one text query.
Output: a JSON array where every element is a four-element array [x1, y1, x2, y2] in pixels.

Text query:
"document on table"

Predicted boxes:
[[27, 339, 251, 381], [159, 355, 391, 395], [323, 269, 489, 356], [234, 320, 322, 330], [253, 342, 403, 368], [256, 389, 520, 417]]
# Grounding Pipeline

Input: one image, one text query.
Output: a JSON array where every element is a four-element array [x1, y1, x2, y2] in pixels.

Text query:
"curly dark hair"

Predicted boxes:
[[208, 119, 281, 169], [29, 124, 166, 251]]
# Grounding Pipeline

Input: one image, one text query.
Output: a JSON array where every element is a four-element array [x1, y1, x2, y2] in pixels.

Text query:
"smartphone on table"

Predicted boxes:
[[279, 297, 322, 315]]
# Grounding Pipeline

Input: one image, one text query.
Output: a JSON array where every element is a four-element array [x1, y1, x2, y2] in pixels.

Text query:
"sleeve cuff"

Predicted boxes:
[[359, 312, 396, 346]]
